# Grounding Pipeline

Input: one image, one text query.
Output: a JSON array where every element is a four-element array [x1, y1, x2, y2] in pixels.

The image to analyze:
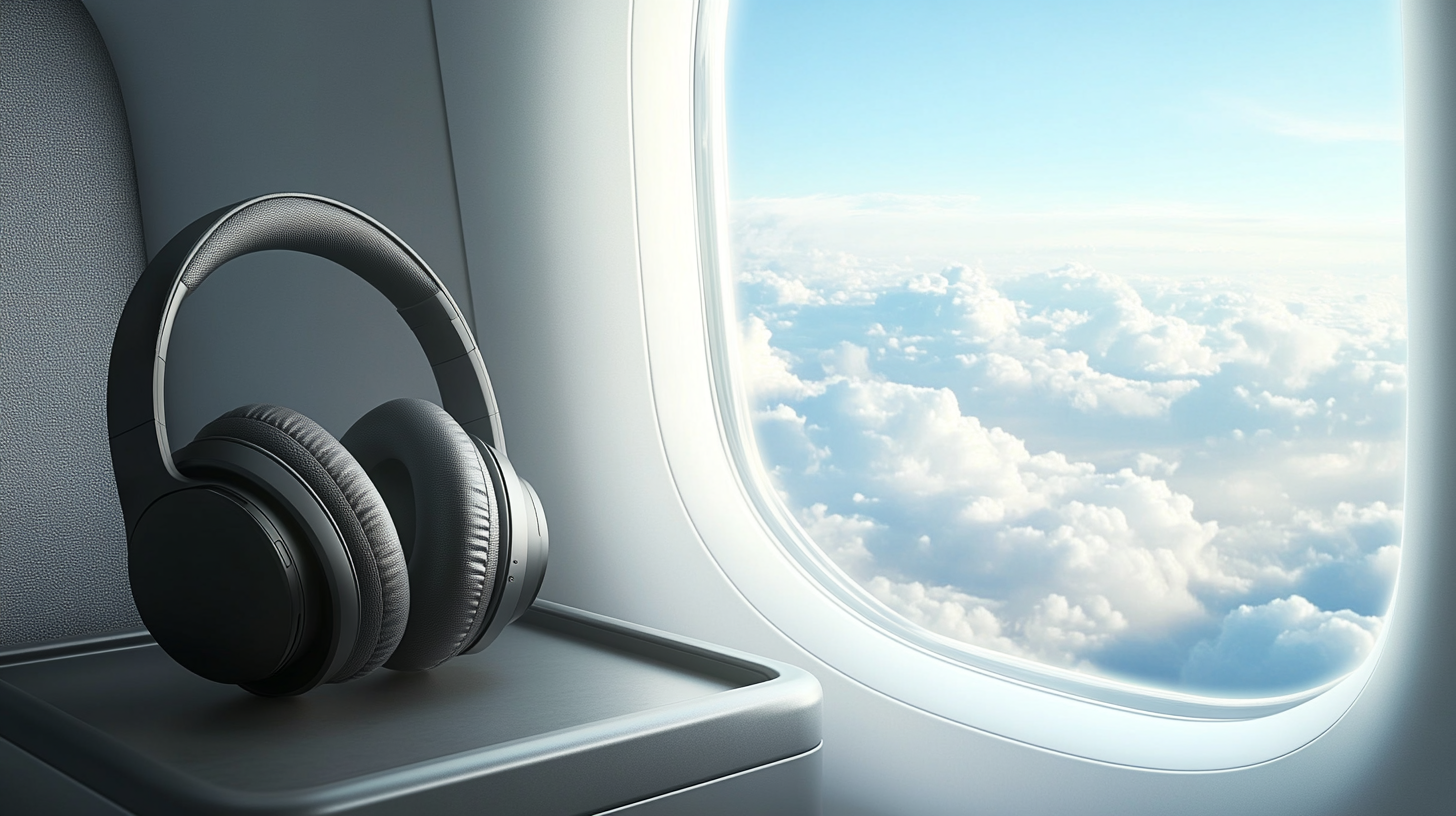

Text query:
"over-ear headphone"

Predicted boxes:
[[107, 193, 548, 696]]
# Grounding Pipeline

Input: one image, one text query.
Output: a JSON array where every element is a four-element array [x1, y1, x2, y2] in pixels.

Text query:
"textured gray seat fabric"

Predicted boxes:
[[0, 0, 146, 644]]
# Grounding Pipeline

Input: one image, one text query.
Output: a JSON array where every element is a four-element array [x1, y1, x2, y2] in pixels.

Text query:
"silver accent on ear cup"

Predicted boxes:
[[510, 478, 549, 622], [460, 441, 540, 655]]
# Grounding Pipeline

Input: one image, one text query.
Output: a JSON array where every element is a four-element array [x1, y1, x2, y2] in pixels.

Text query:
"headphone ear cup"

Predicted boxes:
[[193, 404, 410, 681], [342, 398, 500, 671]]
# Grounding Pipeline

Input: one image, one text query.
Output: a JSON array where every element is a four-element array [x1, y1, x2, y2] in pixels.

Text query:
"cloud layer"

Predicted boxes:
[[736, 206, 1405, 694]]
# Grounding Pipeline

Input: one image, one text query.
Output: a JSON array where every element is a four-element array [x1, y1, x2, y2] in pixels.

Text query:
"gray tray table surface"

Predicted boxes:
[[0, 601, 822, 815]]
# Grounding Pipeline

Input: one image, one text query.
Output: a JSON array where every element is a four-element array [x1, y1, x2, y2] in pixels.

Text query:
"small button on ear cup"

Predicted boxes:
[[193, 404, 410, 681], [342, 398, 499, 671]]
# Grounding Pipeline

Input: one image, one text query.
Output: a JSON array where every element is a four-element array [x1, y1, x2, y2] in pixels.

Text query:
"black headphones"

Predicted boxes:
[[108, 193, 548, 696]]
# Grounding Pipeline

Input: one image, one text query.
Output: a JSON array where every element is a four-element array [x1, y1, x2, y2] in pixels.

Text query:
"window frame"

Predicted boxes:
[[629, 0, 1397, 770]]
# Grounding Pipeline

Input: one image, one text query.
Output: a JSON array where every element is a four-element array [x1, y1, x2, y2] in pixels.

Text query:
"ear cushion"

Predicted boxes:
[[193, 404, 410, 681], [341, 398, 499, 671]]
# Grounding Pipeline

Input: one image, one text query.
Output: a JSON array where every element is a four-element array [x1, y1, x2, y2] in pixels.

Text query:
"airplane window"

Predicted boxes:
[[723, 0, 1404, 696]]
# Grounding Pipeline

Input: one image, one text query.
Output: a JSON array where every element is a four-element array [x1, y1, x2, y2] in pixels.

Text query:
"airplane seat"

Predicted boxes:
[[0, 2, 821, 813], [0, 0, 145, 648], [0, 1, 148, 809]]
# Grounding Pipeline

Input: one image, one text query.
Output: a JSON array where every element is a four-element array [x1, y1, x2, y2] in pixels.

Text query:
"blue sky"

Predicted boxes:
[[724, 1, 1406, 695], [727, 0, 1403, 218]]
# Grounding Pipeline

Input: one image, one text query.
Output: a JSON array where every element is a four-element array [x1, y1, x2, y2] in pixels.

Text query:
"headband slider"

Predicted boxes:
[[399, 292, 477, 366]]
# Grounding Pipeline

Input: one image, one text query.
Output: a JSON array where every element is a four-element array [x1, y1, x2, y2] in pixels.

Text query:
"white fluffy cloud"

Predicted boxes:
[[1181, 596, 1383, 692], [790, 374, 1230, 643], [1007, 265, 1221, 377], [753, 403, 831, 476], [1221, 299, 1342, 389], [946, 266, 1205, 417], [867, 578, 1132, 668], [740, 316, 824, 401], [1020, 593, 1130, 667], [981, 346, 1200, 417], [866, 576, 1025, 655], [828, 377, 1077, 519], [948, 267, 1022, 342], [799, 503, 877, 574], [1235, 386, 1320, 418]]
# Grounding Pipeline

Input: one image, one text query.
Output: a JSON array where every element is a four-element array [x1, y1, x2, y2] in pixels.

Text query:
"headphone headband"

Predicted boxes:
[[108, 193, 503, 530]]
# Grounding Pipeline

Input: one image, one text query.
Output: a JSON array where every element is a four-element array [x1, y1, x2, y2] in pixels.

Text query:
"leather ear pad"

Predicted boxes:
[[342, 398, 499, 671], [193, 404, 410, 681]]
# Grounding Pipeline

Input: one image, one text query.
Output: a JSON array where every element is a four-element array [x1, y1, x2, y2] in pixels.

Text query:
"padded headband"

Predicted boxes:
[[108, 194, 503, 527]]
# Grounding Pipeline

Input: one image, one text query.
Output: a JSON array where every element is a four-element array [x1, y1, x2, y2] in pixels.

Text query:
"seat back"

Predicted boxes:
[[0, 0, 146, 645]]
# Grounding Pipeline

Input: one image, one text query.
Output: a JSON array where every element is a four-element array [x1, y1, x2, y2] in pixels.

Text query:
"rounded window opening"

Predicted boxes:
[[722, 0, 1405, 697]]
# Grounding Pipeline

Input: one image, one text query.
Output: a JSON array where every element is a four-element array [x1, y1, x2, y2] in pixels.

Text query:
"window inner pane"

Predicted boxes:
[[726, 0, 1404, 695]]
